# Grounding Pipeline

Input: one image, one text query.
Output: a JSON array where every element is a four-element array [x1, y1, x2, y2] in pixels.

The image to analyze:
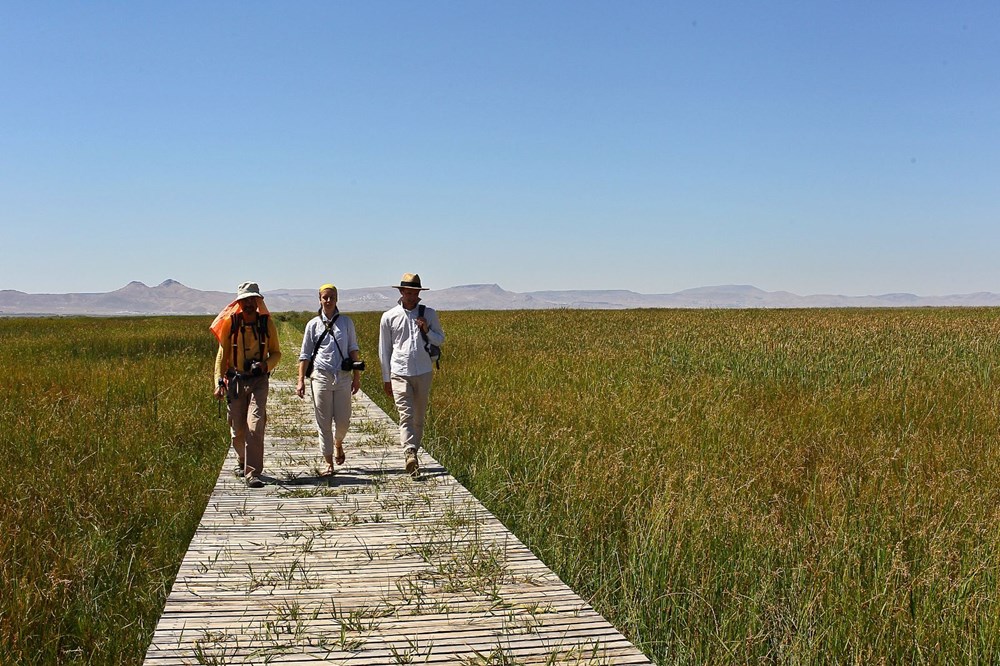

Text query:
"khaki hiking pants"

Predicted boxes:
[[390, 371, 433, 453], [228, 374, 269, 476]]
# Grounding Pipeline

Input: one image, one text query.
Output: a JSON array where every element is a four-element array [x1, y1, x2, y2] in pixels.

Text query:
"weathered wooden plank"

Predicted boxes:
[[143, 380, 650, 665]]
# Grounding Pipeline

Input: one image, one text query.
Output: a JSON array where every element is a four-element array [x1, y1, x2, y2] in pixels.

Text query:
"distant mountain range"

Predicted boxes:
[[2, 279, 1000, 315]]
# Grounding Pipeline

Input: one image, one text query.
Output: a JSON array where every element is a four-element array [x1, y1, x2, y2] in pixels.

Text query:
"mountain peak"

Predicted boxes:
[[678, 284, 768, 296], [157, 279, 184, 288], [451, 283, 505, 293]]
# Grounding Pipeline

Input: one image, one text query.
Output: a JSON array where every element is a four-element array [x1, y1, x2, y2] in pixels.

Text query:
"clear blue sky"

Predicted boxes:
[[2, 1, 997, 296]]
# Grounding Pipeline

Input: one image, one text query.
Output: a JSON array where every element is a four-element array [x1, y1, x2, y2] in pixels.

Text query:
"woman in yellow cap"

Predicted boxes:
[[296, 284, 364, 476]]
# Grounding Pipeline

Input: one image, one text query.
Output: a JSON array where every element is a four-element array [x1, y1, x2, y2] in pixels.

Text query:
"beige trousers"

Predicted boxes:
[[228, 374, 269, 476], [390, 372, 433, 453], [310, 369, 353, 457]]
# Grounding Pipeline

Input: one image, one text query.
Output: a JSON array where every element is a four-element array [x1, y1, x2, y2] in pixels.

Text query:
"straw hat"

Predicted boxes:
[[396, 273, 429, 291]]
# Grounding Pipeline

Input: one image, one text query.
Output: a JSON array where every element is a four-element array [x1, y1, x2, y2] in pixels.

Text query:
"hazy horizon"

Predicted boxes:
[[6, 277, 1000, 299]]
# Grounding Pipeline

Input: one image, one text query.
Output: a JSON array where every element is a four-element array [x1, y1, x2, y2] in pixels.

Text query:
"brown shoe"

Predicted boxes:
[[404, 449, 419, 478]]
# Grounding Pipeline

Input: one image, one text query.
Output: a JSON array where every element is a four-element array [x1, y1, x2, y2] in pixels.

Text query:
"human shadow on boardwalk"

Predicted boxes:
[[253, 461, 448, 488], [411, 463, 448, 481], [263, 473, 378, 488]]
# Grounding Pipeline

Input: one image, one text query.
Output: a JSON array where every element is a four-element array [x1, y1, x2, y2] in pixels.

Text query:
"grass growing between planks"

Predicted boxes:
[[0, 316, 230, 665], [343, 307, 1000, 665]]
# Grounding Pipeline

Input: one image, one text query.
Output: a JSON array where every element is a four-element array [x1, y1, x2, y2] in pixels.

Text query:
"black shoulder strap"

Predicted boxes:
[[309, 312, 339, 365], [417, 305, 429, 347], [253, 314, 269, 361], [258, 314, 269, 344], [417, 304, 439, 368], [230, 311, 242, 340], [230, 312, 242, 369]]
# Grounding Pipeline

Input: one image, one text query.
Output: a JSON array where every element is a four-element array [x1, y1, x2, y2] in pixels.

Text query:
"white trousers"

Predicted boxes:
[[310, 369, 352, 457]]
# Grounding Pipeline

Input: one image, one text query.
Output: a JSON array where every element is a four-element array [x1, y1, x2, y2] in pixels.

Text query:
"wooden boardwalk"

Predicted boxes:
[[144, 380, 651, 665]]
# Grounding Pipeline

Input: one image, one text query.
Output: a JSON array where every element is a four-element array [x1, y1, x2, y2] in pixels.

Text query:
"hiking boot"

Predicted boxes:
[[246, 474, 265, 489], [233, 462, 246, 478], [404, 449, 419, 478]]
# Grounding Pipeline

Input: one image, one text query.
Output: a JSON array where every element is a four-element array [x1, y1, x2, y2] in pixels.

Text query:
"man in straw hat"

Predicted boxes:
[[211, 281, 282, 488], [378, 273, 445, 478]]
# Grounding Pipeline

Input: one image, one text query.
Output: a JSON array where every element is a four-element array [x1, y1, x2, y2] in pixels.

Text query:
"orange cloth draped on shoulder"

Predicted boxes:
[[210, 299, 272, 343]]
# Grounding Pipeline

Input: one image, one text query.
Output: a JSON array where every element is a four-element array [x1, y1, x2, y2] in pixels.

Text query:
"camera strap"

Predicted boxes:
[[334, 336, 347, 366], [307, 311, 340, 373]]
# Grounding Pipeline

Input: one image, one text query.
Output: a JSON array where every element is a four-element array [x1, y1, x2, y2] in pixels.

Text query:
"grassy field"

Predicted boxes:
[[5, 309, 1000, 664], [0, 316, 230, 665], [345, 307, 1000, 664]]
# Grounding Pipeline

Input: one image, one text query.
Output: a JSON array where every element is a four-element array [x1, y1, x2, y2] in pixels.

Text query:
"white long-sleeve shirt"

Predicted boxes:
[[298, 310, 359, 376], [378, 301, 445, 381]]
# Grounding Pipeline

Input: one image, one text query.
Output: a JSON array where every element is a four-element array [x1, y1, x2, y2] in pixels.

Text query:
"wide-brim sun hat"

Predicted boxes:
[[396, 273, 429, 291], [236, 281, 263, 300]]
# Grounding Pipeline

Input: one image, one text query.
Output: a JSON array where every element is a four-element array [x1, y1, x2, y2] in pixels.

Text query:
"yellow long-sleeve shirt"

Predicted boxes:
[[214, 312, 281, 385]]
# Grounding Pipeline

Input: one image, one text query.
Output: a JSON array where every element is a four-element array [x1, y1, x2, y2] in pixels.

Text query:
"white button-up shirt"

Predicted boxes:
[[378, 301, 445, 381]]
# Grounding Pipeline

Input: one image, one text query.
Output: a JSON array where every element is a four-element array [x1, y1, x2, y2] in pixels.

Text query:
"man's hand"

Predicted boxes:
[[296, 378, 306, 399], [416, 317, 429, 334], [214, 385, 225, 400], [351, 373, 361, 395], [383, 381, 393, 398]]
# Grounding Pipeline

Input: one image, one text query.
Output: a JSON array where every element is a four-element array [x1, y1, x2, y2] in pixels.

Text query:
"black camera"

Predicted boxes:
[[341, 358, 366, 372], [244, 359, 265, 376]]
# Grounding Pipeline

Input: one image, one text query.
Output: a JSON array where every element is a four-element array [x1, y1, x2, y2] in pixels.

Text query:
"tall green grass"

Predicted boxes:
[[348, 307, 1000, 664], [13, 309, 993, 664], [0, 317, 229, 664]]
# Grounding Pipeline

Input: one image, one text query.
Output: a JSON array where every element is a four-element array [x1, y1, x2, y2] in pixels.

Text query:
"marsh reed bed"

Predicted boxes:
[[5, 309, 1000, 664], [350, 308, 1000, 664], [0, 317, 228, 664]]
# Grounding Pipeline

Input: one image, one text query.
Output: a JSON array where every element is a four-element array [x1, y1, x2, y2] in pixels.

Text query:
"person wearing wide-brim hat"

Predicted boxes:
[[378, 273, 445, 478], [296, 283, 364, 476], [210, 281, 282, 488]]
